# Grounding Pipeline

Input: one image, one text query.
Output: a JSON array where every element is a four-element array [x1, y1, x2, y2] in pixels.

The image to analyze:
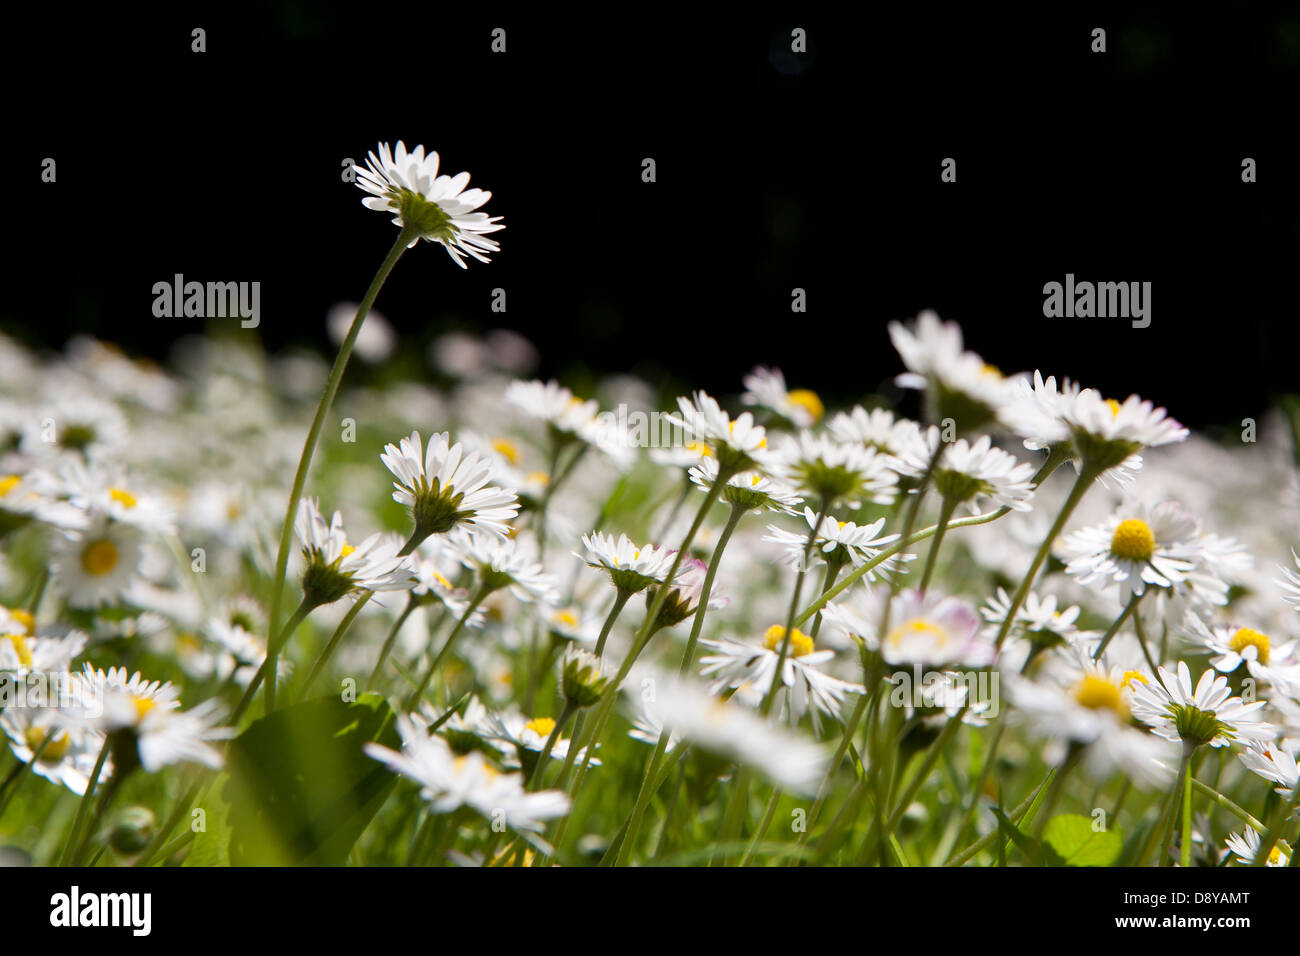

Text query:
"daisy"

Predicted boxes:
[[826, 405, 914, 456], [1005, 651, 1175, 785], [666, 391, 771, 473], [448, 529, 559, 605], [21, 395, 129, 462], [355, 141, 503, 267], [891, 426, 1037, 513], [54, 460, 175, 534], [1181, 613, 1299, 685], [741, 366, 825, 428], [560, 645, 612, 708], [887, 310, 1015, 431], [689, 456, 803, 515], [294, 498, 416, 607], [365, 715, 570, 834], [1059, 388, 1188, 472], [0, 626, 86, 681], [1225, 827, 1291, 866], [1238, 742, 1299, 807], [1062, 500, 1203, 605], [644, 557, 728, 632], [484, 711, 599, 774], [578, 531, 676, 595], [1129, 661, 1273, 749], [764, 507, 904, 575], [0, 702, 111, 796], [504, 379, 635, 468], [50, 518, 145, 609], [773, 431, 898, 508], [1276, 551, 1300, 613], [824, 588, 994, 670], [381, 430, 518, 546], [624, 669, 828, 792], [699, 625, 865, 732]]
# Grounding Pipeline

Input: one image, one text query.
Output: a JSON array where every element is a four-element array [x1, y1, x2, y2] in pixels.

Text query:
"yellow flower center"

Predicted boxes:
[[1120, 669, 1148, 690], [133, 695, 156, 721], [80, 538, 120, 576], [1104, 398, 1122, 416], [527, 471, 551, 486], [786, 389, 824, 422], [684, 441, 713, 458], [1228, 628, 1271, 665], [555, 609, 579, 629], [432, 571, 451, 590], [5, 633, 33, 669], [340, 543, 356, 559], [1110, 518, 1155, 562], [763, 624, 815, 657], [25, 727, 71, 763], [1074, 674, 1127, 715], [108, 487, 137, 509], [1268, 844, 1285, 866], [0, 475, 20, 497], [887, 618, 948, 649], [525, 717, 556, 738], [491, 438, 521, 465], [981, 363, 1003, 379], [9, 608, 35, 634]]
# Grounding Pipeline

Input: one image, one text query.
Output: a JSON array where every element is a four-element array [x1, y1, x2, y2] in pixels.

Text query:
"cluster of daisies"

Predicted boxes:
[[2, 143, 1299, 868]]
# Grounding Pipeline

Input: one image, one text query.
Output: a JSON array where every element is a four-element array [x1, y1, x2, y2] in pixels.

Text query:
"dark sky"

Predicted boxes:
[[6, 4, 1300, 428]]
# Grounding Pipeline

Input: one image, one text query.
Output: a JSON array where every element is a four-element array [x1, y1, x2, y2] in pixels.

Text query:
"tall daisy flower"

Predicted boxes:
[[699, 625, 864, 733], [381, 430, 519, 549], [448, 529, 559, 606], [50, 518, 146, 609], [1181, 612, 1300, 686], [1238, 742, 1299, 808], [741, 366, 825, 428], [355, 141, 503, 267], [827, 405, 915, 457], [1129, 661, 1273, 750], [504, 379, 635, 468], [689, 456, 803, 515], [294, 498, 416, 608], [667, 391, 771, 474], [765, 507, 903, 575], [578, 531, 675, 596], [1059, 389, 1188, 473], [1225, 827, 1292, 867], [773, 431, 898, 509], [891, 426, 1037, 514], [365, 715, 570, 834]]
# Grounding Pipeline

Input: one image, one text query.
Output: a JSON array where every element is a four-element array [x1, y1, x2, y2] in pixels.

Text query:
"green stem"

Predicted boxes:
[[263, 225, 417, 713], [404, 587, 489, 711], [1092, 591, 1143, 660], [1252, 775, 1300, 866], [1181, 753, 1194, 868], [232, 599, 314, 724], [678, 501, 746, 676], [528, 701, 577, 791], [593, 589, 632, 659], [58, 735, 112, 865], [945, 770, 1054, 866], [366, 594, 419, 691], [301, 591, 373, 700], [918, 496, 957, 593]]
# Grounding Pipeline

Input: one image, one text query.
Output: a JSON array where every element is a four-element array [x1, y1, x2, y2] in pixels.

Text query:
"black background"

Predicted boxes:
[[6, 3, 1300, 428]]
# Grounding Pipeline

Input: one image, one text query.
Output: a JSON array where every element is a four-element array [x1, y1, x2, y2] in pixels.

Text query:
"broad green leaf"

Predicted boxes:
[[223, 693, 399, 866], [183, 778, 233, 867], [1042, 813, 1122, 867]]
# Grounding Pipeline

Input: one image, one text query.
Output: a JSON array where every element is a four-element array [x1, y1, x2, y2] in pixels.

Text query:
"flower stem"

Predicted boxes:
[[1092, 591, 1143, 660], [300, 590, 373, 700], [233, 599, 314, 724], [593, 589, 632, 659], [678, 501, 746, 676], [918, 496, 957, 593], [366, 594, 419, 691], [404, 587, 489, 711], [263, 225, 418, 713], [528, 700, 578, 791], [1181, 753, 1195, 868]]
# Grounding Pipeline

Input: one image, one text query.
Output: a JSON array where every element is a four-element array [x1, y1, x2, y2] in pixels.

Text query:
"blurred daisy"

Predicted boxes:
[[365, 715, 570, 834], [1181, 613, 1299, 686], [448, 529, 559, 605], [827, 405, 914, 456], [83, 666, 231, 771], [355, 141, 503, 266], [1225, 827, 1291, 867], [741, 366, 824, 428], [381, 430, 518, 546], [504, 379, 634, 468], [56, 460, 175, 534], [485, 711, 598, 774], [579, 531, 675, 595], [0, 627, 86, 680], [888, 310, 1014, 431], [699, 625, 864, 732], [891, 426, 1037, 513], [1129, 661, 1273, 749], [1238, 742, 1299, 807], [1059, 389, 1188, 472], [1276, 551, 1300, 613], [0, 704, 111, 796], [667, 391, 770, 473], [690, 457, 802, 515], [51, 518, 145, 609], [824, 588, 994, 670], [774, 431, 898, 508]]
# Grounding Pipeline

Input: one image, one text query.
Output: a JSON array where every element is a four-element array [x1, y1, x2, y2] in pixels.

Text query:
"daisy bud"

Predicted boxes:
[[108, 806, 156, 857], [561, 648, 611, 709]]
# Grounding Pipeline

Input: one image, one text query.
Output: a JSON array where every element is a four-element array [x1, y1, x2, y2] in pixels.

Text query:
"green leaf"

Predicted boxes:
[[1042, 813, 1122, 867], [183, 778, 234, 867], [223, 693, 399, 865], [990, 805, 1041, 865]]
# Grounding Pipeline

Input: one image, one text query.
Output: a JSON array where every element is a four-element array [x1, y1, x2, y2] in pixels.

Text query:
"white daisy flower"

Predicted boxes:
[[1225, 827, 1291, 867], [355, 141, 503, 267], [0, 470, 90, 531], [380, 430, 518, 544], [55, 460, 176, 534], [764, 506, 904, 575], [891, 426, 1037, 513], [1181, 612, 1299, 685], [504, 379, 636, 468], [1063, 500, 1203, 605], [1059, 388, 1188, 472], [484, 711, 599, 772], [666, 391, 771, 473], [448, 529, 559, 605], [624, 669, 828, 792], [1129, 661, 1274, 749], [0, 702, 111, 797], [699, 625, 864, 733], [365, 715, 570, 833], [0, 627, 86, 681], [1005, 652, 1175, 786], [888, 310, 1015, 430], [578, 531, 675, 595], [294, 498, 416, 606], [826, 405, 915, 456], [51, 518, 146, 609], [1238, 742, 1300, 807], [823, 588, 994, 670], [773, 431, 898, 508], [21, 395, 129, 462], [1276, 551, 1300, 613], [689, 456, 803, 515], [741, 366, 825, 428]]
